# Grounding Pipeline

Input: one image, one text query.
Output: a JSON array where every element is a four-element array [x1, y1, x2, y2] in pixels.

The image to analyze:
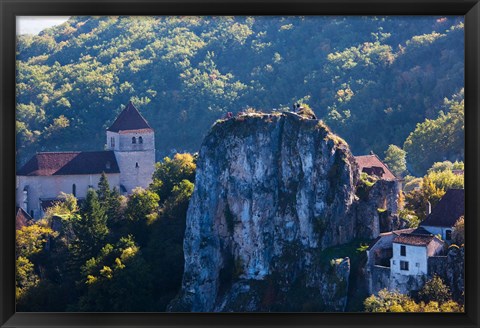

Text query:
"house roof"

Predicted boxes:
[[355, 153, 397, 181], [421, 189, 464, 228], [17, 151, 120, 176], [107, 101, 153, 133], [393, 233, 436, 246], [392, 226, 441, 246], [16, 207, 33, 230], [367, 228, 416, 250]]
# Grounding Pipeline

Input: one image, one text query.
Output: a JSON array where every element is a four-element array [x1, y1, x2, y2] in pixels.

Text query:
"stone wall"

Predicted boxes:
[[370, 265, 390, 295], [428, 246, 464, 301], [17, 173, 120, 219]]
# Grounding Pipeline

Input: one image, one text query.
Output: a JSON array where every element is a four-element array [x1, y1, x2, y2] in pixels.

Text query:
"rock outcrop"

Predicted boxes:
[[169, 112, 396, 312], [428, 245, 465, 302]]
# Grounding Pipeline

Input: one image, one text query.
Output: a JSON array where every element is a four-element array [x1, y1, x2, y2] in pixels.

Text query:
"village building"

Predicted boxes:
[[16, 101, 156, 219], [354, 152, 403, 236], [366, 188, 464, 295], [420, 189, 464, 242], [355, 152, 400, 184]]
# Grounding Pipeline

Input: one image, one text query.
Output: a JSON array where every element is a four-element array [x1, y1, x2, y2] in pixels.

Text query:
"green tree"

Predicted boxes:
[[384, 144, 407, 177], [404, 94, 464, 175], [125, 187, 160, 223], [97, 172, 112, 204], [364, 289, 418, 312], [418, 275, 452, 304], [97, 173, 123, 225], [71, 189, 109, 265], [16, 256, 39, 301], [150, 153, 196, 201], [405, 176, 445, 221], [16, 224, 56, 259], [76, 235, 154, 311]]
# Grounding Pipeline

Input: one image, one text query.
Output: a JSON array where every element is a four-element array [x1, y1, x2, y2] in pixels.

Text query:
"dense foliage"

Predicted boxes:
[[15, 16, 465, 312], [401, 160, 464, 223], [16, 16, 464, 176], [16, 154, 196, 311], [364, 276, 463, 312]]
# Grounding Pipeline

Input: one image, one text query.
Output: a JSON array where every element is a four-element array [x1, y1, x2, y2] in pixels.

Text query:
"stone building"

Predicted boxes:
[[353, 153, 404, 237], [366, 188, 464, 295], [16, 101, 155, 219], [355, 152, 401, 187]]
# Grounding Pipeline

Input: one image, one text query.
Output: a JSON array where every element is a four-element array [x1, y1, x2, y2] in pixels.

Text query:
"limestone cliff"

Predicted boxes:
[[169, 112, 391, 312], [428, 245, 465, 302]]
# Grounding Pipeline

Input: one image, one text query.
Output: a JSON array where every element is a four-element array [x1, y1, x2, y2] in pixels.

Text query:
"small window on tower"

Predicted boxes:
[[72, 184, 76, 197], [111, 137, 115, 148], [136, 162, 139, 168], [132, 137, 136, 144], [139, 136, 143, 144]]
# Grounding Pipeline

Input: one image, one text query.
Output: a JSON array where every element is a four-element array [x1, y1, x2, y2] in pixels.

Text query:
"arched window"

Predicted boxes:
[[132, 137, 136, 144], [139, 136, 143, 144], [135, 162, 139, 168], [111, 137, 115, 148], [72, 184, 76, 197]]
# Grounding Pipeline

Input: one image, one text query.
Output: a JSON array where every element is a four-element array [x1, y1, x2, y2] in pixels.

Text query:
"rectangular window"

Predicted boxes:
[[416, 263, 420, 267], [446, 230, 452, 240], [400, 261, 409, 271], [400, 245, 406, 256], [111, 137, 115, 148]]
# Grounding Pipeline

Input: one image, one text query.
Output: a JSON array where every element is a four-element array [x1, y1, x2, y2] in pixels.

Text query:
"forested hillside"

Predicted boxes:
[[16, 16, 464, 175]]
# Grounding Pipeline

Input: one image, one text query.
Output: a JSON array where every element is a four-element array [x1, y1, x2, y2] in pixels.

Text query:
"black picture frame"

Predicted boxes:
[[1, 1, 479, 327]]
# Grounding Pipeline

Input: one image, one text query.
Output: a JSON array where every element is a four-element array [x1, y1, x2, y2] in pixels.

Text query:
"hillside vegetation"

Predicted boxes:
[[16, 16, 464, 175]]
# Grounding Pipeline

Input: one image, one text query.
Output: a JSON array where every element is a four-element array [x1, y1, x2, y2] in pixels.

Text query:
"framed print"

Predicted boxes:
[[1, 0, 479, 327]]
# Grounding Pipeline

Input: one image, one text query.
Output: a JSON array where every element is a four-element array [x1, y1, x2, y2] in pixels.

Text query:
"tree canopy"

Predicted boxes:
[[16, 16, 464, 177]]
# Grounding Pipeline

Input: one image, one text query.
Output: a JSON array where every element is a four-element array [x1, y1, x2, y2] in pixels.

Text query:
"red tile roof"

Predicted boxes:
[[355, 154, 397, 181], [17, 151, 120, 176], [16, 207, 33, 230], [107, 101, 153, 133], [421, 189, 464, 228], [392, 226, 442, 246], [393, 233, 436, 246]]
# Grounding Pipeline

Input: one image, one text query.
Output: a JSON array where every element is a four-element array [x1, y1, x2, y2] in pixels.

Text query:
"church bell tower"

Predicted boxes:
[[106, 101, 155, 193]]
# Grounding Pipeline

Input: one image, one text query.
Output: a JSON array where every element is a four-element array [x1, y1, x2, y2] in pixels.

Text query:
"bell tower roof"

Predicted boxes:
[[107, 101, 153, 133]]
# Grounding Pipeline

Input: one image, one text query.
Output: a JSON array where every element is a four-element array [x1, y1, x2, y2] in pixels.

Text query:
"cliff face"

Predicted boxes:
[[428, 246, 465, 302], [169, 112, 389, 312]]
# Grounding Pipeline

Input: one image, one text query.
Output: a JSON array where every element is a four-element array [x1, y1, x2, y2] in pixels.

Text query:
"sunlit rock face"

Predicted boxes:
[[169, 112, 366, 312]]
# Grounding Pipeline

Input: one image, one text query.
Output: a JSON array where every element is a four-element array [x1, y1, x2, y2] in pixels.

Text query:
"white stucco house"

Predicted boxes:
[[366, 227, 445, 295], [16, 101, 156, 219]]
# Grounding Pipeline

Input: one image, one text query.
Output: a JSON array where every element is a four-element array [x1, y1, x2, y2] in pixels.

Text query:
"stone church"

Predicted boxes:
[[16, 101, 155, 219]]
